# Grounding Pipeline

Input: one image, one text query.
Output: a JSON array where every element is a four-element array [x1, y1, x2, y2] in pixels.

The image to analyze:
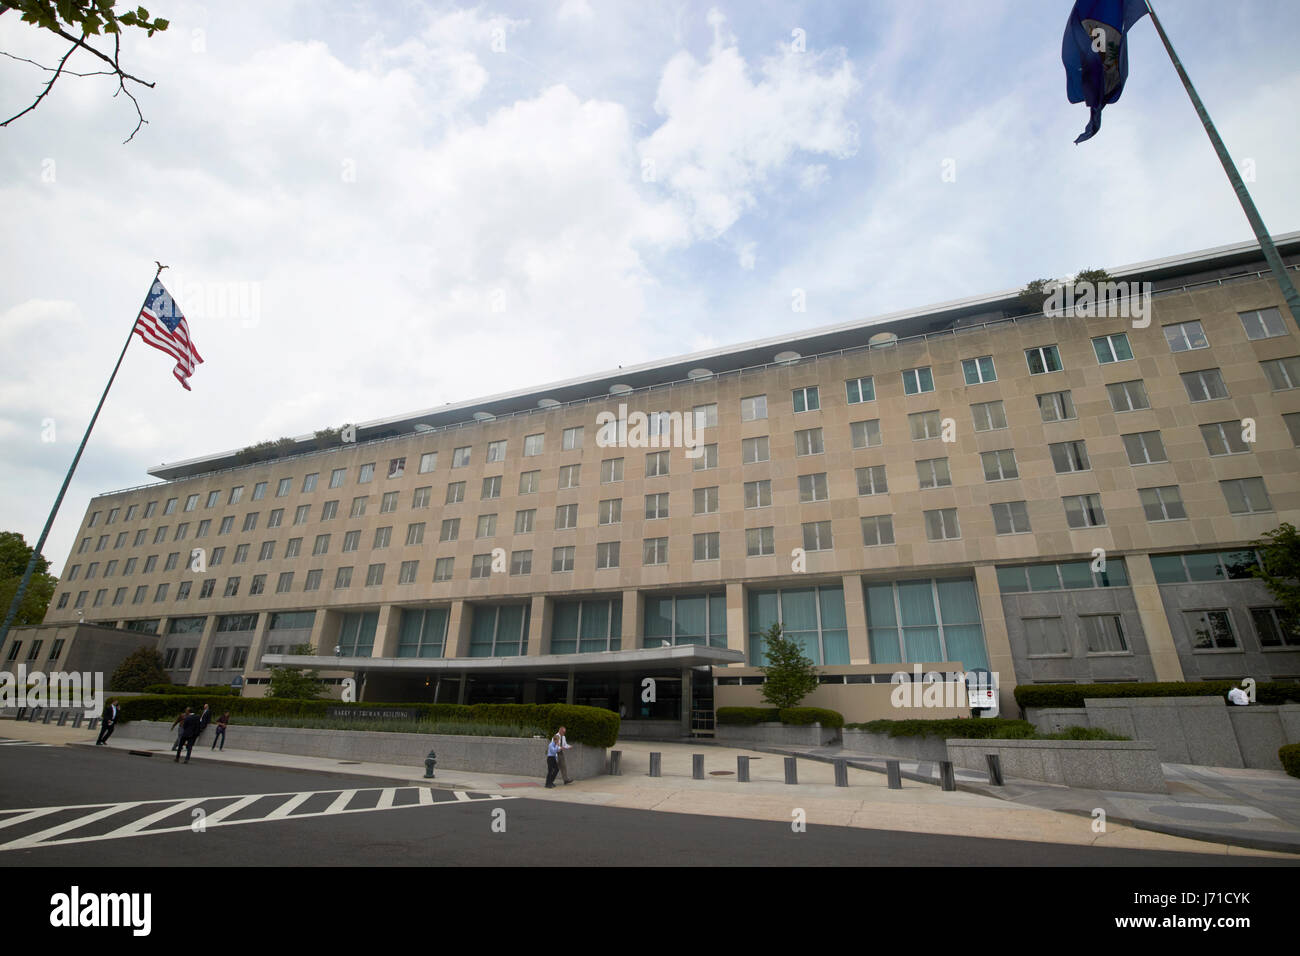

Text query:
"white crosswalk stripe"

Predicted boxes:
[[0, 738, 54, 747], [0, 786, 514, 852]]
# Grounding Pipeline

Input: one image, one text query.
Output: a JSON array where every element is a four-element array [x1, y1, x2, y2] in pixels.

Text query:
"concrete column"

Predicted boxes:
[[445, 600, 474, 658], [457, 672, 467, 704], [621, 588, 641, 650], [372, 604, 401, 658], [1126, 553, 1187, 682], [972, 564, 1019, 717], [307, 610, 332, 655], [842, 574, 869, 662], [188, 614, 219, 686], [243, 612, 271, 677], [725, 581, 746, 659], [565, 667, 575, 704], [526, 594, 549, 656], [681, 666, 693, 735]]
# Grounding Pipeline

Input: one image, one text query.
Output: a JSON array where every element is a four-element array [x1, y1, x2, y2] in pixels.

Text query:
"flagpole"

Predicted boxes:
[[1144, 0, 1300, 328], [0, 263, 168, 647]]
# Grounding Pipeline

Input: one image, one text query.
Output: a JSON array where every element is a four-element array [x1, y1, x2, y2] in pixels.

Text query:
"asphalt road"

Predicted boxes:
[[2, 738, 1296, 868]]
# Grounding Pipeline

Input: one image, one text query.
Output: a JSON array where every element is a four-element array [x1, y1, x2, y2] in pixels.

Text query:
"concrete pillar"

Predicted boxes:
[[243, 612, 271, 677], [681, 666, 693, 735], [188, 614, 219, 686], [565, 667, 575, 705], [842, 573, 869, 662], [621, 588, 641, 650], [457, 672, 467, 705], [972, 564, 1018, 718], [1126, 553, 1187, 682], [526, 594, 549, 655], [725, 582, 746, 660], [445, 600, 474, 658], [372, 604, 401, 658], [307, 610, 332, 655]]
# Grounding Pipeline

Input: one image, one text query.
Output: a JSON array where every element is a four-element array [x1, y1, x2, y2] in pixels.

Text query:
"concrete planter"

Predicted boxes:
[[714, 722, 838, 747], [1023, 707, 1092, 735], [122, 720, 607, 779], [615, 720, 687, 741], [947, 738, 1166, 794], [841, 729, 950, 762]]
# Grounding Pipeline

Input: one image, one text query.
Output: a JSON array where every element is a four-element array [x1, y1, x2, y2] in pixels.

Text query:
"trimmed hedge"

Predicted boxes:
[[1281, 744, 1300, 779], [117, 697, 620, 749], [847, 718, 1038, 740], [716, 707, 781, 726], [1015, 680, 1300, 710], [779, 707, 844, 729]]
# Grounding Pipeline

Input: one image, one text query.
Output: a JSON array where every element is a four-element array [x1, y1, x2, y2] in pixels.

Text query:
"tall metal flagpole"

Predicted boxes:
[[1144, 0, 1300, 328], [0, 263, 168, 647]]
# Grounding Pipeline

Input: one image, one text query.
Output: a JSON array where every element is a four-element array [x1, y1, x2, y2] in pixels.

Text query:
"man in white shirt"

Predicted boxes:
[[1227, 684, 1251, 706], [556, 725, 574, 784]]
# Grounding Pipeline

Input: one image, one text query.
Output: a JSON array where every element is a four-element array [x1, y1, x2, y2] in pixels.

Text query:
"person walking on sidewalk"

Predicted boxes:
[[95, 699, 120, 746], [545, 732, 562, 788], [211, 711, 230, 750], [556, 725, 574, 784], [170, 708, 192, 751], [174, 709, 202, 763]]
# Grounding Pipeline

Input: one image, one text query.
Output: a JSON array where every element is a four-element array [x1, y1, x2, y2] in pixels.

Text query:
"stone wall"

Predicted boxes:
[[947, 738, 1166, 794], [714, 722, 837, 748]]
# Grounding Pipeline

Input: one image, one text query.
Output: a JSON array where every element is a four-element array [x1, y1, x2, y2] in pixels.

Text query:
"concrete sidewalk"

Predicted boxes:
[[772, 742, 1300, 856], [3, 720, 1294, 859]]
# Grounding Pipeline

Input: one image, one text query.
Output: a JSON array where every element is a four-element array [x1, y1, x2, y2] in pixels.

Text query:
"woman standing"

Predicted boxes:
[[211, 711, 230, 750]]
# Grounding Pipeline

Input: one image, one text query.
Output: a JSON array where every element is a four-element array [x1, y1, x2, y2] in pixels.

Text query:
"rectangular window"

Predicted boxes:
[[916, 458, 951, 489], [692, 443, 719, 471], [276, 478, 292, 497], [600, 458, 624, 484], [125, 505, 138, 521], [446, 482, 465, 504], [292, 505, 309, 526], [694, 486, 721, 513], [514, 509, 535, 533], [342, 531, 362, 553], [143, 555, 158, 573], [153, 527, 168, 544], [267, 509, 283, 529], [746, 526, 775, 556], [481, 475, 503, 499], [1181, 369, 1228, 402], [1107, 380, 1150, 412], [744, 479, 772, 509], [846, 377, 875, 404], [794, 427, 824, 456], [199, 579, 214, 599], [1049, 440, 1090, 473], [163, 497, 178, 515], [510, 550, 532, 576], [1092, 333, 1133, 364], [470, 554, 493, 579], [518, 470, 540, 495], [1261, 356, 1300, 390], [301, 474, 318, 494], [1200, 422, 1251, 457], [175, 581, 191, 601], [802, 520, 833, 551], [223, 577, 240, 598], [961, 356, 996, 384], [971, 400, 1007, 432], [981, 449, 1019, 481], [902, 366, 935, 395], [1186, 609, 1237, 649], [693, 531, 720, 561], [792, 386, 820, 412], [334, 567, 353, 589], [234, 544, 251, 564], [349, 497, 367, 518], [645, 450, 669, 477], [452, 447, 471, 469], [1122, 431, 1167, 465], [476, 514, 497, 538], [562, 426, 584, 450], [992, 500, 1031, 535], [1026, 345, 1063, 374], [741, 436, 770, 464], [693, 404, 718, 430], [373, 527, 392, 549], [1037, 390, 1076, 423], [797, 473, 829, 502], [644, 492, 670, 521], [643, 537, 669, 565], [419, 452, 438, 473], [1025, 618, 1069, 657], [284, 538, 302, 558], [856, 465, 888, 496], [276, 572, 294, 594], [183, 495, 198, 512], [860, 515, 894, 547], [252, 481, 267, 501], [1220, 477, 1272, 514], [405, 522, 425, 546], [329, 469, 345, 489], [134, 529, 147, 546], [1164, 320, 1209, 352], [741, 395, 768, 421], [598, 499, 622, 525], [1285, 412, 1300, 447], [412, 486, 431, 509], [596, 541, 620, 569], [552, 546, 575, 573], [1239, 307, 1286, 340], [523, 434, 544, 456], [844, 419, 883, 451], [433, 558, 454, 582], [1063, 494, 1106, 528], [558, 464, 580, 489], [312, 534, 330, 556], [259, 540, 275, 560], [380, 491, 398, 513], [1252, 607, 1300, 648], [924, 509, 960, 541], [909, 410, 941, 441], [440, 518, 460, 542], [144, 502, 158, 518], [1140, 486, 1187, 521], [486, 440, 507, 463]]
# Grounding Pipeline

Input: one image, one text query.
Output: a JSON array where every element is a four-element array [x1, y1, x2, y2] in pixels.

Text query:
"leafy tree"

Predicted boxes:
[[758, 623, 819, 710], [1, 1, 170, 141], [267, 643, 325, 700], [110, 646, 170, 691], [1016, 278, 1056, 314], [0, 531, 58, 626], [1254, 523, 1300, 625]]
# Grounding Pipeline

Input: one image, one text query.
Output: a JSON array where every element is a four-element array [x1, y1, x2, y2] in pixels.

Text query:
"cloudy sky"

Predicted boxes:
[[1, 0, 1298, 575]]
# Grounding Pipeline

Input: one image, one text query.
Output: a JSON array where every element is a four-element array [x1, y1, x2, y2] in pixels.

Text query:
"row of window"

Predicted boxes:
[[3, 638, 66, 663]]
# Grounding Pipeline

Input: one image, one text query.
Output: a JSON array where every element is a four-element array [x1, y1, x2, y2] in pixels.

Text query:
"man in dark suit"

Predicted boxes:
[[95, 699, 120, 746], [196, 703, 212, 743], [174, 709, 202, 763]]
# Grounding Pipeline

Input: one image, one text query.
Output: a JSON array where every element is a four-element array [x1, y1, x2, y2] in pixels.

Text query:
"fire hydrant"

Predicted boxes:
[[424, 751, 437, 779]]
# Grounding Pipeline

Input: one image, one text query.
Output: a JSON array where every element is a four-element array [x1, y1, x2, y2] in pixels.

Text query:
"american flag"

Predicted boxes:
[[134, 280, 203, 390]]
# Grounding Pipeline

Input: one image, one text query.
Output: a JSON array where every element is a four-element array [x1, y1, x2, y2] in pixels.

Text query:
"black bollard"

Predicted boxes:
[[692, 754, 704, 780], [886, 759, 902, 789], [608, 750, 622, 776], [737, 755, 750, 782], [985, 753, 1004, 786], [784, 756, 798, 785], [648, 752, 661, 777], [939, 760, 956, 791], [834, 759, 848, 787]]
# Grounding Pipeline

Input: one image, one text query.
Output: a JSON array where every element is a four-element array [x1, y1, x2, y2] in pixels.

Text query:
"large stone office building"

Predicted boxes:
[[12, 233, 1300, 724]]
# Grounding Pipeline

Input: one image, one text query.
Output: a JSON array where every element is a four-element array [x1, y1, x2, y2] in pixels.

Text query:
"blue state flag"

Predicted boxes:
[[1062, 0, 1149, 143]]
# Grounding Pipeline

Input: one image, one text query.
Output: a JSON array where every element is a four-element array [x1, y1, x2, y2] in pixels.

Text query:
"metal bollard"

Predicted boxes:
[[87, 717, 99, 730], [939, 760, 956, 792], [608, 750, 622, 776], [648, 751, 661, 777], [737, 755, 750, 782], [834, 759, 848, 788], [42, 708, 54, 724], [692, 754, 704, 780], [886, 759, 902, 790], [784, 756, 798, 785], [15, 707, 26, 721], [27, 707, 39, 723], [71, 713, 83, 728], [57, 711, 68, 727], [985, 753, 1004, 786]]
